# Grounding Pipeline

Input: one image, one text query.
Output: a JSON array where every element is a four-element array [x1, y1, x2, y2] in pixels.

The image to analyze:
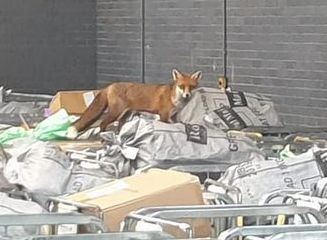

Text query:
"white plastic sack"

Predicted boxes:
[[116, 114, 266, 171], [212, 147, 325, 204], [171, 87, 283, 130], [65, 164, 114, 194], [4, 141, 72, 195], [0, 193, 45, 237]]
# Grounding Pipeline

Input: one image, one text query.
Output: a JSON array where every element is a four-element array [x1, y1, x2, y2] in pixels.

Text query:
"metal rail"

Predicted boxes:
[[217, 223, 327, 240], [0, 213, 106, 232], [123, 204, 325, 238], [22, 231, 175, 240]]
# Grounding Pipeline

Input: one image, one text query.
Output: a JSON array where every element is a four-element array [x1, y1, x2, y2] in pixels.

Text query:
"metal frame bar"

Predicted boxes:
[[0, 86, 53, 103], [132, 204, 323, 221], [0, 213, 104, 228], [25, 231, 175, 240], [0, 212, 107, 237], [123, 204, 325, 238], [266, 230, 327, 240], [217, 223, 327, 240], [259, 188, 310, 205]]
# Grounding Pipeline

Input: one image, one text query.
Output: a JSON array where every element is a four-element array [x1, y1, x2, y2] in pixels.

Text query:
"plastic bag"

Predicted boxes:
[[0, 109, 76, 145], [0, 193, 45, 237], [4, 141, 72, 195], [33, 109, 75, 140], [210, 147, 325, 204], [0, 127, 30, 147]]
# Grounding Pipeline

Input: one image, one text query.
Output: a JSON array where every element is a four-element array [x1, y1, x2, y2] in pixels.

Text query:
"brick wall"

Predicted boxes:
[[97, 0, 142, 86], [144, 0, 224, 86], [96, 0, 224, 87], [227, 0, 327, 127], [98, 0, 327, 127], [0, 0, 96, 94]]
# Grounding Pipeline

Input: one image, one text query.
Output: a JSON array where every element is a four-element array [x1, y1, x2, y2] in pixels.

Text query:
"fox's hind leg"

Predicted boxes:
[[99, 112, 120, 132], [99, 108, 132, 132], [99, 96, 134, 132], [99, 101, 127, 131]]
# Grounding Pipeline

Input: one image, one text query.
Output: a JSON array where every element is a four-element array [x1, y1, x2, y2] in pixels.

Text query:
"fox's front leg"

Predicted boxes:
[[156, 100, 175, 122]]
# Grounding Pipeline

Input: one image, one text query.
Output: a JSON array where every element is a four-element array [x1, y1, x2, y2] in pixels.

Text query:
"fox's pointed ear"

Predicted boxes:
[[191, 70, 202, 81], [172, 69, 182, 81]]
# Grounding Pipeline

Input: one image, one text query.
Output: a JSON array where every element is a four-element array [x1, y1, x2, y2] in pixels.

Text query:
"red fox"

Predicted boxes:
[[66, 69, 202, 139]]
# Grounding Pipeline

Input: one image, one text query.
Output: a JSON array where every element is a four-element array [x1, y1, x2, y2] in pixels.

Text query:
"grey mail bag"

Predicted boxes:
[[171, 87, 283, 130], [0, 193, 45, 238], [116, 114, 266, 172], [211, 147, 325, 204], [65, 164, 115, 194], [4, 140, 72, 196]]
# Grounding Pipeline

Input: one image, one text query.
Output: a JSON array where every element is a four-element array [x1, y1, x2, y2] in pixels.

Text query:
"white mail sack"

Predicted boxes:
[[214, 148, 325, 204], [65, 164, 115, 194], [0, 193, 45, 237], [171, 87, 283, 130], [116, 114, 266, 172], [4, 141, 72, 196]]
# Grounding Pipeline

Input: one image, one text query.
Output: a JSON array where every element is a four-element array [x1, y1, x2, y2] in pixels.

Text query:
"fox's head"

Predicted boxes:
[[172, 69, 202, 102]]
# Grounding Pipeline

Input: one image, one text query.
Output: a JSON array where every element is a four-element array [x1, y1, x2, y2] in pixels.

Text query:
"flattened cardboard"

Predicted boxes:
[[62, 169, 211, 237], [49, 90, 99, 115]]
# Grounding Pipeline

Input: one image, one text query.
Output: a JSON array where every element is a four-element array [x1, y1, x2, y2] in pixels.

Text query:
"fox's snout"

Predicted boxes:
[[176, 85, 192, 101], [182, 92, 191, 99]]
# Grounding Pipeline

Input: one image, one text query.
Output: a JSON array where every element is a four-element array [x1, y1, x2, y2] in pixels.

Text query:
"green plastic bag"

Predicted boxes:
[[0, 127, 31, 147], [33, 109, 74, 140], [0, 109, 77, 146], [279, 144, 296, 160]]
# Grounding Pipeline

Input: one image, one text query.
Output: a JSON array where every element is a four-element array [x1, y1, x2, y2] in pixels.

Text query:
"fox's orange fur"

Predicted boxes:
[[66, 69, 201, 139]]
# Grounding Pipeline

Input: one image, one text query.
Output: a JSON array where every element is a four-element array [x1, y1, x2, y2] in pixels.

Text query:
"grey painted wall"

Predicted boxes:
[[144, 0, 224, 86], [97, 0, 327, 127], [227, 0, 327, 127], [0, 0, 96, 94], [97, 0, 224, 87], [97, 0, 142, 86]]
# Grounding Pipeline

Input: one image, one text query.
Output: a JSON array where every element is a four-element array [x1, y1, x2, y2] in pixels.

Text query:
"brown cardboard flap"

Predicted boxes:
[[49, 90, 100, 115]]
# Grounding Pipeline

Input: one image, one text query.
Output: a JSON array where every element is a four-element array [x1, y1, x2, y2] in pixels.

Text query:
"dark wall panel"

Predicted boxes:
[[97, 0, 142, 87], [0, 0, 96, 94], [227, 0, 327, 127], [144, 0, 224, 86]]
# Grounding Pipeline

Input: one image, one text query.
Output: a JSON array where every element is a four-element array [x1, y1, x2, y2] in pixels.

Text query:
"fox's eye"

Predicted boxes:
[[179, 85, 185, 90], [191, 83, 198, 89]]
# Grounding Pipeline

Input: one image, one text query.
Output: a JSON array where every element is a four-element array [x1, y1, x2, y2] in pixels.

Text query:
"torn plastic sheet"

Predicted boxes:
[[0, 109, 76, 146]]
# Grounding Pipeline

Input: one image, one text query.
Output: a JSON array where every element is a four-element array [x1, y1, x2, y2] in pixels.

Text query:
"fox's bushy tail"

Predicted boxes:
[[66, 90, 107, 139]]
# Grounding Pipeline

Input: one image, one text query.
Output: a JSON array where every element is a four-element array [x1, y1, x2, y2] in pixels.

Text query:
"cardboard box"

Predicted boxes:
[[49, 90, 100, 115], [59, 169, 211, 237]]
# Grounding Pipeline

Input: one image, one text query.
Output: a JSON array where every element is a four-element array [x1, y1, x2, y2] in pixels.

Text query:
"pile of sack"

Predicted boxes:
[[1, 86, 327, 238]]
